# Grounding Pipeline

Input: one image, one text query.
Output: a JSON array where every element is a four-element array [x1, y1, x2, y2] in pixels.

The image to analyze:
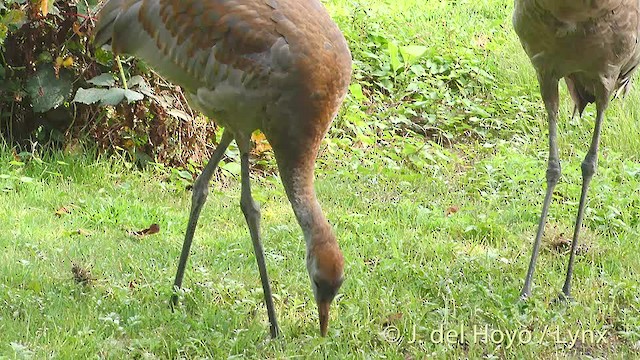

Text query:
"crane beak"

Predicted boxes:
[[318, 301, 330, 336]]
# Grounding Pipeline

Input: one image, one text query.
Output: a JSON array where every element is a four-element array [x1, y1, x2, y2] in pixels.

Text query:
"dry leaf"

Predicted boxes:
[[129, 223, 160, 237], [472, 34, 490, 49], [55, 206, 71, 217], [251, 131, 272, 154], [382, 312, 404, 327], [38, 0, 48, 16], [445, 206, 459, 217], [62, 56, 74, 68], [364, 258, 380, 268], [72, 22, 85, 37], [72, 263, 94, 285], [123, 139, 135, 149], [386, 312, 403, 323]]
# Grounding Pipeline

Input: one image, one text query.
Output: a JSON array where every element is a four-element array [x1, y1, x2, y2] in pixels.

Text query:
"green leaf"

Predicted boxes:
[[101, 88, 143, 105], [387, 41, 402, 72], [1, 9, 26, 28], [221, 162, 241, 177], [73, 88, 108, 105], [0, 24, 8, 45], [349, 83, 366, 102], [73, 87, 144, 106], [176, 170, 192, 180], [37, 51, 53, 63], [87, 74, 116, 87], [123, 89, 144, 103], [95, 47, 114, 66], [400, 45, 428, 66], [127, 75, 146, 88], [25, 67, 73, 113], [410, 64, 426, 77], [94, 88, 123, 106], [76, 0, 101, 17], [28, 280, 42, 293]]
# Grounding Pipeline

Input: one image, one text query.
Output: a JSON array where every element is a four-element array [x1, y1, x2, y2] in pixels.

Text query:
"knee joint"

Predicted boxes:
[[191, 179, 209, 206], [240, 197, 260, 219], [581, 157, 597, 178], [546, 161, 561, 184]]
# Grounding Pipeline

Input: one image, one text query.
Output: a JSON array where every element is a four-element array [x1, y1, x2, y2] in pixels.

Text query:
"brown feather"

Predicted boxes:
[[94, 0, 351, 337], [513, 0, 640, 113]]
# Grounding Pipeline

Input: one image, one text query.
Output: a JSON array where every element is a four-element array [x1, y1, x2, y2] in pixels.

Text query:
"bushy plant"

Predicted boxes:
[[0, 0, 218, 167]]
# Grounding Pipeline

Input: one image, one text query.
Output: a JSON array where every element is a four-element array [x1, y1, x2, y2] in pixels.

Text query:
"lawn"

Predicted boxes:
[[1, 0, 640, 358]]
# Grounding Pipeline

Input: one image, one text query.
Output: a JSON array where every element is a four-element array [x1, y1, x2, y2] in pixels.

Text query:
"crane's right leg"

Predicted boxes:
[[171, 130, 234, 307], [520, 74, 561, 300], [559, 89, 609, 301]]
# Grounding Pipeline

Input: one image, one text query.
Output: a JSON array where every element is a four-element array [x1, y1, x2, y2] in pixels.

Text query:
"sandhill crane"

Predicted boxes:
[[513, 0, 640, 300], [94, 0, 351, 337]]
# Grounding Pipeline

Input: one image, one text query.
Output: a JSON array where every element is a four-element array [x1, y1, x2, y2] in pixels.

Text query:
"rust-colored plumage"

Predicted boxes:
[[95, 0, 352, 337], [514, 0, 640, 300]]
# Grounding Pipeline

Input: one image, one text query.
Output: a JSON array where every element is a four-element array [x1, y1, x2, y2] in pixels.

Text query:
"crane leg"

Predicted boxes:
[[521, 75, 561, 300], [239, 150, 280, 338], [171, 130, 234, 307], [559, 94, 608, 301]]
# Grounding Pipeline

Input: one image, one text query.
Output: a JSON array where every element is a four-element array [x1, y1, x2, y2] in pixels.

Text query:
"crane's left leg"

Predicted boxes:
[[560, 90, 609, 301], [238, 141, 280, 338]]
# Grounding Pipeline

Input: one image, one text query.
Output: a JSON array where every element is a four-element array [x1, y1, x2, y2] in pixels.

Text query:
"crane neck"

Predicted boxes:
[[279, 162, 336, 249]]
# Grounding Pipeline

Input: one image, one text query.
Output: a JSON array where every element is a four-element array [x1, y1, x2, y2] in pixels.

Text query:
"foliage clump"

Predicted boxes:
[[0, 0, 218, 167]]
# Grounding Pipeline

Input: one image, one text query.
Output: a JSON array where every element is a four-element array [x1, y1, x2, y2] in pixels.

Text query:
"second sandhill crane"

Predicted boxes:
[[513, 0, 640, 300], [95, 0, 352, 337]]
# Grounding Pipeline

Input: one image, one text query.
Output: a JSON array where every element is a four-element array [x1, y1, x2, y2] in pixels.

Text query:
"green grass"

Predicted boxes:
[[2, 0, 640, 358]]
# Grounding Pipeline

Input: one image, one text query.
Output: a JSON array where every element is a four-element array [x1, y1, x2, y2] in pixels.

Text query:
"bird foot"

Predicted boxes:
[[170, 294, 179, 312], [552, 292, 574, 305], [270, 325, 281, 339]]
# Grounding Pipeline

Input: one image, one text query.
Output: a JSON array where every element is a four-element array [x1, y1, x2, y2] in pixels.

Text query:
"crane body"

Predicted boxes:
[[95, 0, 352, 337], [513, 0, 640, 299]]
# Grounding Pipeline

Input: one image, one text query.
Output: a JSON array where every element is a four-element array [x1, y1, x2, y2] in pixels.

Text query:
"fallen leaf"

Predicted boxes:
[[382, 312, 404, 327], [72, 22, 84, 37], [364, 258, 380, 268], [129, 223, 160, 237], [55, 206, 71, 217], [472, 34, 490, 49], [251, 131, 272, 154], [62, 56, 74, 68], [38, 0, 48, 16], [445, 206, 459, 217], [72, 263, 94, 285]]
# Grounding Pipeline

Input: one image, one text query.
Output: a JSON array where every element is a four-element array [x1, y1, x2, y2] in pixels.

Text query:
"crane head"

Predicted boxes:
[[307, 238, 344, 336]]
